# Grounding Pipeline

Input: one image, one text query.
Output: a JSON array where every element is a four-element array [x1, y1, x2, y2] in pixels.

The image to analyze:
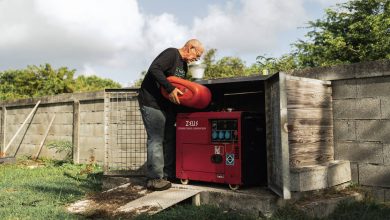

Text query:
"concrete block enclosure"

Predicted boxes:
[[195, 73, 349, 198], [3, 60, 390, 199]]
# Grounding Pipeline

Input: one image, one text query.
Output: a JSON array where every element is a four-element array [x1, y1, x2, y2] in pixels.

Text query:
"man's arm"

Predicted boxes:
[[148, 49, 176, 93]]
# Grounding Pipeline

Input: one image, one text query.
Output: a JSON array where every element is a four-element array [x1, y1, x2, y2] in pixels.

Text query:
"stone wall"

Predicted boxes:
[[289, 59, 390, 201]]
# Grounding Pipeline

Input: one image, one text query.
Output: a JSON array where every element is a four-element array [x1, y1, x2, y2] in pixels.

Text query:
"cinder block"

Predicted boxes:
[[385, 189, 390, 202], [26, 124, 47, 135], [380, 96, 390, 119], [290, 160, 352, 192], [350, 162, 359, 183], [21, 135, 42, 145], [334, 141, 383, 164], [7, 114, 27, 124], [357, 76, 390, 98], [333, 98, 380, 119], [80, 100, 104, 112], [53, 113, 73, 124], [45, 135, 72, 143], [327, 160, 351, 187], [333, 99, 355, 119], [356, 120, 390, 143], [80, 112, 104, 124], [384, 144, 390, 166], [355, 98, 381, 119], [332, 79, 357, 99], [94, 102, 104, 111], [79, 136, 105, 149], [290, 166, 328, 191], [30, 113, 54, 124], [43, 104, 73, 113], [80, 124, 104, 137], [48, 125, 73, 136], [333, 120, 356, 141], [359, 164, 390, 187]]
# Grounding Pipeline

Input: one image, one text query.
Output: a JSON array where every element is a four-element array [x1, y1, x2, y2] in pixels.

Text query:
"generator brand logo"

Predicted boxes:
[[177, 120, 206, 130], [185, 120, 198, 127]]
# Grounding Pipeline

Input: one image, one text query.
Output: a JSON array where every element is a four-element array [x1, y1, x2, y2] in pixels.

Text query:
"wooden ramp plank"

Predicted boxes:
[[116, 188, 201, 215]]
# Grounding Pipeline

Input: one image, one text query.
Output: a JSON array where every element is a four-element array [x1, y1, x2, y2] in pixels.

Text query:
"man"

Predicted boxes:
[[138, 39, 204, 191]]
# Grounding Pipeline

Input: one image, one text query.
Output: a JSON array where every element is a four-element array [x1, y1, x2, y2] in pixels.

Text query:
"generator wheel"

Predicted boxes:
[[228, 184, 240, 190], [180, 179, 189, 185]]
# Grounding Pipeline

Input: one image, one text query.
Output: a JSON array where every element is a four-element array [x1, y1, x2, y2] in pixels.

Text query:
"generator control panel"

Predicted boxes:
[[211, 119, 238, 142]]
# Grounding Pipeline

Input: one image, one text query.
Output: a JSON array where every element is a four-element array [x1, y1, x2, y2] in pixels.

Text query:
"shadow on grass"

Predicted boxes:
[[63, 171, 103, 191], [27, 182, 87, 199]]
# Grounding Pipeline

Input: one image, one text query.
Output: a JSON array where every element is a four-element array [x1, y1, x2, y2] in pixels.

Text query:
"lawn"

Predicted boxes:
[[0, 158, 102, 219]]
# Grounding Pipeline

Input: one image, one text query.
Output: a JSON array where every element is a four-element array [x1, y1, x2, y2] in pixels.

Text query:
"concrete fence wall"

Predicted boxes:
[[0, 92, 106, 164], [290, 59, 390, 201]]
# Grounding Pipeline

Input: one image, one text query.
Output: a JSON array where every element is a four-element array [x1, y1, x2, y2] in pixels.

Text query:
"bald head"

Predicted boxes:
[[184, 39, 204, 53], [179, 39, 204, 63]]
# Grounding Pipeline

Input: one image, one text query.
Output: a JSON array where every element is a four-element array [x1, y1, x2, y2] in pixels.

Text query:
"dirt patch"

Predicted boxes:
[[68, 182, 152, 219]]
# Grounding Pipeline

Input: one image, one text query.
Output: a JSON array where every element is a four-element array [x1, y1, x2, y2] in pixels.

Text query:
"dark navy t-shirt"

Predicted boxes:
[[138, 48, 188, 110]]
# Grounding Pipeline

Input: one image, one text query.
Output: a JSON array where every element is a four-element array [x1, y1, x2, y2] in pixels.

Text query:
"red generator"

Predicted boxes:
[[176, 111, 267, 190]]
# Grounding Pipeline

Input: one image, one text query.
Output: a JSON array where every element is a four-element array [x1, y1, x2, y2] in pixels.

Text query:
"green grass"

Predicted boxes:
[[0, 158, 103, 220]]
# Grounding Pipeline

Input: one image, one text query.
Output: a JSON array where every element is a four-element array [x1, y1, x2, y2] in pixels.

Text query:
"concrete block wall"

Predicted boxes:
[[4, 103, 73, 159], [290, 59, 390, 201], [333, 77, 390, 201], [79, 100, 105, 164], [0, 91, 106, 162]]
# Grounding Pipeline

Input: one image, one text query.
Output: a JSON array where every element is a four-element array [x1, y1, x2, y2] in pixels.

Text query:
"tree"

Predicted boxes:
[[203, 49, 253, 79], [293, 0, 390, 67], [72, 75, 121, 92], [0, 64, 121, 101]]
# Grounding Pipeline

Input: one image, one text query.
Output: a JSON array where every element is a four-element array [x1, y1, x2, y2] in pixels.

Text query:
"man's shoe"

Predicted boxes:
[[163, 177, 179, 184], [146, 178, 172, 191]]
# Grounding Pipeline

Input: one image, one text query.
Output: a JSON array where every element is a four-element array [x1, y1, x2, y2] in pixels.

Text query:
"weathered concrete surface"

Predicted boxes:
[[288, 59, 390, 81], [335, 141, 383, 164], [359, 164, 390, 187], [290, 160, 351, 192]]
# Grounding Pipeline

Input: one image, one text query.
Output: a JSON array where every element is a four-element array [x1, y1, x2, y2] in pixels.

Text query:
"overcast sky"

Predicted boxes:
[[0, 0, 347, 86]]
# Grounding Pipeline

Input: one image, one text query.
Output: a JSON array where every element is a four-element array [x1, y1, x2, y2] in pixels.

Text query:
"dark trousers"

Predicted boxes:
[[139, 105, 176, 179]]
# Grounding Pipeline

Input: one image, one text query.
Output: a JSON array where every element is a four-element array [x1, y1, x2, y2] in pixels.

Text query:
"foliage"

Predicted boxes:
[[202, 49, 256, 79], [253, 54, 298, 75], [71, 75, 121, 92], [0, 64, 75, 100], [293, 0, 390, 67], [46, 140, 73, 162], [0, 63, 121, 101]]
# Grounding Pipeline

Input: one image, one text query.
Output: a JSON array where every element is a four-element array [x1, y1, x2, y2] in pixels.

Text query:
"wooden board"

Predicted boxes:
[[265, 72, 291, 199], [116, 188, 201, 215], [286, 76, 334, 168]]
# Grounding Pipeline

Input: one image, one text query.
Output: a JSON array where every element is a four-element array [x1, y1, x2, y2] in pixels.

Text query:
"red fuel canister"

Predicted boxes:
[[161, 76, 211, 109]]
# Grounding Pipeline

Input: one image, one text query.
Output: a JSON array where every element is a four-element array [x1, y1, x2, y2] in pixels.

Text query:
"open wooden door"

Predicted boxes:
[[265, 72, 291, 199]]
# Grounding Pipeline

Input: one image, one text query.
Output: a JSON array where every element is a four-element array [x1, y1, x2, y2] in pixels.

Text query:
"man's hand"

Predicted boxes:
[[168, 88, 183, 104]]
